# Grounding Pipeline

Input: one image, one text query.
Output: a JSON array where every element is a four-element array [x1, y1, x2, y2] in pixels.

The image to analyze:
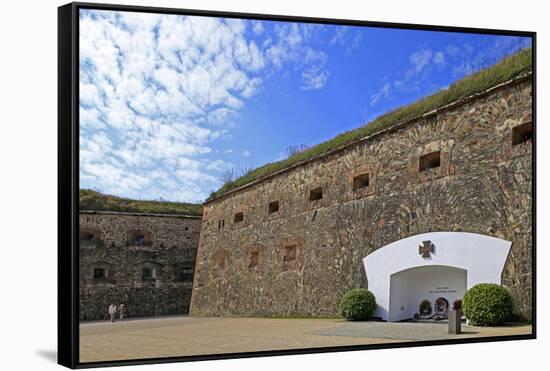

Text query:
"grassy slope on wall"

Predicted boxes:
[[208, 48, 532, 201], [80, 189, 203, 216]]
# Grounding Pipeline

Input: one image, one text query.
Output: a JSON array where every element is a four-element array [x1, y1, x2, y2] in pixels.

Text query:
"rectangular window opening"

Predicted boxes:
[[177, 267, 193, 281], [512, 122, 533, 146], [142, 268, 154, 280], [353, 173, 370, 191], [215, 256, 226, 271], [269, 201, 280, 213], [283, 245, 297, 262], [93, 268, 106, 279], [419, 151, 441, 172], [248, 251, 259, 268], [309, 187, 323, 201], [234, 212, 244, 223], [80, 231, 95, 241]]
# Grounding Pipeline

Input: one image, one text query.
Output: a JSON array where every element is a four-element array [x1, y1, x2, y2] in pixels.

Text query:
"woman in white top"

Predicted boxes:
[[108, 303, 117, 322]]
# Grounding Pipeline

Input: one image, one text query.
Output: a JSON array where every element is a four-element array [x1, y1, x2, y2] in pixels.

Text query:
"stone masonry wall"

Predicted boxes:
[[190, 76, 533, 320], [79, 211, 201, 321]]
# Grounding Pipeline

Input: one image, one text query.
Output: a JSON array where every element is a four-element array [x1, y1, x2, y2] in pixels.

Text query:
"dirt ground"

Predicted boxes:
[[79, 316, 532, 363]]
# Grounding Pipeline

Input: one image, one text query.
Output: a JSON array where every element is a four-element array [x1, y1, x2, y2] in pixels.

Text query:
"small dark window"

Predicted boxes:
[[353, 173, 370, 191], [234, 212, 244, 223], [80, 228, 101, 242], [248, 251, 259, 268], [215, 256, 226, 271], [512, 122, 533, 146], [269, 201, 280, 213], [309, 187, 323, 201], [177, 267, 194, 282], [127, 229, 152, 246], [218, 220, 222, 229], [222, 219, 225, 227], [283, 245, 297, 262], [93, 268, 106, 279], [142, 267, 154, 280], [419, 151, 441, 172], [80, 231, 95, 241]]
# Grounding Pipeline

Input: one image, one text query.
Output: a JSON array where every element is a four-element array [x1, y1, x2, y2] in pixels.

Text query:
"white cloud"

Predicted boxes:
[[329, 28, 347, 46], [391, 47, 446, 95], [252, 21, 264, 35], [445, 44, 461, 58], [329, 27, 363, 54], [265, 23, 329, 89], [205, 159, 233, 171], [370, 83, 392, 106], [80, 107, 105, 129], [433, 51, 446, 67], [242, 150, 251, 157], [301, 65, 329, 90], [410, 49, 433, 73], [79, 11, 330, 202]]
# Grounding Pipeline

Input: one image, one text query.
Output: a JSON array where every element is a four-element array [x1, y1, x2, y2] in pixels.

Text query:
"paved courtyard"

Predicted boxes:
[[79, 316, 532, 363]]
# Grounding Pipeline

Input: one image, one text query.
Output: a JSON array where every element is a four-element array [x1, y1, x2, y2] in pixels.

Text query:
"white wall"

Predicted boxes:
[[363, 232, 511, 321], [389, 265, 466, 321]]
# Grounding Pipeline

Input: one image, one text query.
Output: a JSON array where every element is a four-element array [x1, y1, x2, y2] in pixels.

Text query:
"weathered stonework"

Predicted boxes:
[[79, 211, 201, 320], [191, 75, 533, 320]]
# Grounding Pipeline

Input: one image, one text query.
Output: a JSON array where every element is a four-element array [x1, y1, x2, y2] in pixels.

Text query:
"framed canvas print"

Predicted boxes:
[[58, 2, 536, 368]]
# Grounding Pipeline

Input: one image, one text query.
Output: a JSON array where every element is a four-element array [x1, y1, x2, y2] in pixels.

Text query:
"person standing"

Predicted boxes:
[[108, 303, 117, 322], [119, 304, 125, 321]]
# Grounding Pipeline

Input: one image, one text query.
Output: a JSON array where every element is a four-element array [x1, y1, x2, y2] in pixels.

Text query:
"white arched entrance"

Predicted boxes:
[[389, 265, 466, 321], [363, 232, 511, 322]]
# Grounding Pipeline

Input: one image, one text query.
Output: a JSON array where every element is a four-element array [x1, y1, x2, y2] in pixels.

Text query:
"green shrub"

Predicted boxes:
[[419, 299, 432, 315], [339, 288, 376, 321], [462, 284, 513, 326]]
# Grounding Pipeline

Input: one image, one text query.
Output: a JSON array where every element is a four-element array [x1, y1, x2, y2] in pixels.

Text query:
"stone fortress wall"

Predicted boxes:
[[190, 74, 533, 319], [79, 211, 201, 320]]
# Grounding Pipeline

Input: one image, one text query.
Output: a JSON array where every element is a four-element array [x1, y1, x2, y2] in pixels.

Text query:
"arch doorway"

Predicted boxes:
[[363, 232, 511, 321], [389, 265, 466, 322]]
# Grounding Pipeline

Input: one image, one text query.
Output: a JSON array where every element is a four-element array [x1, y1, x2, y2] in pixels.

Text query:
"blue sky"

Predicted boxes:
[[79, 9, 531, 203]]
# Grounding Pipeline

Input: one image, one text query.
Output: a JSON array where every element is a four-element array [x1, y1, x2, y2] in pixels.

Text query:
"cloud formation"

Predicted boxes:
[[79, 10, 330, 202]]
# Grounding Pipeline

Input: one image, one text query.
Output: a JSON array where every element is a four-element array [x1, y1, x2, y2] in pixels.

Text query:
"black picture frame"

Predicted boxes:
[[58, 2, 536, 368]]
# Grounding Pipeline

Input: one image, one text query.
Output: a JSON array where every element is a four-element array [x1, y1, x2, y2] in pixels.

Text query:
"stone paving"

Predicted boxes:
[[79, 316, 532, 363]]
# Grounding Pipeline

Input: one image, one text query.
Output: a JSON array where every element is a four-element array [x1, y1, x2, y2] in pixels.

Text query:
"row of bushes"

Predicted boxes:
[[339, 283, 515, 326]]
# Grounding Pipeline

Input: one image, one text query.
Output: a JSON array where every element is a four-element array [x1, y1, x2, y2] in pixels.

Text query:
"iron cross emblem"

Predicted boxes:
[[419, 240, 435, 258]]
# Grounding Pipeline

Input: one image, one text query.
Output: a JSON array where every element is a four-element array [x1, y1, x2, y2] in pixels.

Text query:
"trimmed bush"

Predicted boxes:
[[462, 284, 513, 326], [340, 288, 376, 321], [419, 299, 432, 315]]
